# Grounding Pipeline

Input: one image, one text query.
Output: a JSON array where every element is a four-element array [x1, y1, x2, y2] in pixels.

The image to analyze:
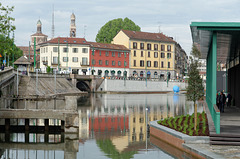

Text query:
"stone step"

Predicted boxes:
[[210, 137, 240, 142], [210, 133, 240, 138], [210, 141, 240, 146]]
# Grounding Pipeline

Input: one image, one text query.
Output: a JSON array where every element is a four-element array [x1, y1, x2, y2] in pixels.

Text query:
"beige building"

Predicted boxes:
[[113, 30, 176, 79], [39, 37, 90, 74]]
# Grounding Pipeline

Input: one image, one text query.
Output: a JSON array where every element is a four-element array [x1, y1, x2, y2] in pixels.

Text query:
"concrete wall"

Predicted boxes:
[[97, 79, 187, 92]]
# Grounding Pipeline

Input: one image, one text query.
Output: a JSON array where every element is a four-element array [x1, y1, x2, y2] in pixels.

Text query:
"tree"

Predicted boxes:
[[0, 3, 21, 66], [95, 17, 141, 43], [186, 44, 204, 131]]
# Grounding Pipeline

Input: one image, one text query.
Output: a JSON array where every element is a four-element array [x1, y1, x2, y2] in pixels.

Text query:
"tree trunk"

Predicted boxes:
[[194, 102, 197, 131]]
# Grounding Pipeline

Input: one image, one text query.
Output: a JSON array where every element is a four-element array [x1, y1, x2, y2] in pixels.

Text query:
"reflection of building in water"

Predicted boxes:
[[79, 109, 90, 139]]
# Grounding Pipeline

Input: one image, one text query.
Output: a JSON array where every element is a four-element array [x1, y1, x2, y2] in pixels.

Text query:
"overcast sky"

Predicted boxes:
[[2, 0, 240, 55]]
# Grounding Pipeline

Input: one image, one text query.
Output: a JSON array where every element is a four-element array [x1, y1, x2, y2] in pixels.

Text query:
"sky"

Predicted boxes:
[[2, 0, 240, 55]]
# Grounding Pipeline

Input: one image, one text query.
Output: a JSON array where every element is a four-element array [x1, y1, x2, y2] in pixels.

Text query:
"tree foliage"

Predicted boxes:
[[95, 17, 141, 43], [0, 3, 22, 66], [186, 44, 204, 130]]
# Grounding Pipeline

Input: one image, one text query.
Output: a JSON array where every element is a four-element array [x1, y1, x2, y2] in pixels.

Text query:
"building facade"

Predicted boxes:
[[88, 42, 130, 77], [39, 37, 90, 74], [113, 30, 177, 79]]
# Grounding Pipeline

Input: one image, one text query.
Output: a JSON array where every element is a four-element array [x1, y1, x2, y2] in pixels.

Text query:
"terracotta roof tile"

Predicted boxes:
[[40, 37, 88, 45], [88, 42, 129, 51], [121, 30, 175, 43]]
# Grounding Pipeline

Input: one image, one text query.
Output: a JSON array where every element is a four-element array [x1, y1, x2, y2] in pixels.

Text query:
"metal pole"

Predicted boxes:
[[54, 70, 56, 94], [58, 38, 60, 70], [36, 69, 38, 95], [17, 68, 18, 96], [145, 98, 148, 151], [34, 37, 36, 70], [28, 41, 30, 61], [66, 38, 68, 69], [92, 47, 95, 75], [124, 51, 126, 86], [145, 50, 147, 87]]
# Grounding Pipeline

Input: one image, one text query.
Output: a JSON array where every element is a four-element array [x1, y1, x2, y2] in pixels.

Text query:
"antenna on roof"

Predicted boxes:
[[52, 4, 55, 38], [158, 21, 161, 33]]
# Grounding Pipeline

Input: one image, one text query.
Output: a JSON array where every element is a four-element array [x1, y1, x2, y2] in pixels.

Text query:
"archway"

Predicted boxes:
[[76, 81, 90, 92]]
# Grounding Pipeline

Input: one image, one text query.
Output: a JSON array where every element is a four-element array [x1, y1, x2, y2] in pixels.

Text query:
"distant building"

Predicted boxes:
[[70, 13, 76, 38], [175, 43, 188, 79], [39, 37, 90, 74], [198, 59, 206, 81], [31, 20, 48, 51], [113, 30, 181, 80], [88, 42, 130, 77]]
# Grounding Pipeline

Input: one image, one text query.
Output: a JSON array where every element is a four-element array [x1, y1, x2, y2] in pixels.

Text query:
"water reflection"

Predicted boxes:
[[0, 93, 204, 159], [78, 93, 204, 159]]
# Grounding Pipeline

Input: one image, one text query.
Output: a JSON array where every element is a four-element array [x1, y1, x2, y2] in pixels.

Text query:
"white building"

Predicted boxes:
[[39, 37, 90, 74]]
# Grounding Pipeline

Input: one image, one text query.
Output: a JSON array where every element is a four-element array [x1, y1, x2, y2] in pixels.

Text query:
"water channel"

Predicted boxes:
[[0, 93, 205, 159]]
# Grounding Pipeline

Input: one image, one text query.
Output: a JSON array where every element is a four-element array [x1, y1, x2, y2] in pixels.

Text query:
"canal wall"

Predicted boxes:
[[18, 76, 81, 96], [97, 79, 187, 92]]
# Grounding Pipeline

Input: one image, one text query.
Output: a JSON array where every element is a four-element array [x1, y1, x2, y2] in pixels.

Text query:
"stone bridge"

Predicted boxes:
[[70, 74, 104, 92]]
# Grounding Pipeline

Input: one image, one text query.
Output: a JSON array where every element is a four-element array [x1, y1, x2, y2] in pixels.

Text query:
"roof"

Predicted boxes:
[[18, 46, 37, 56], [88, 42, 129, 51], [121, 30, 175, 43], [31, 32, 48, 37], [14, 56, 31, 65], [190, 22, 240, 62], [40, 37, 88, 45]]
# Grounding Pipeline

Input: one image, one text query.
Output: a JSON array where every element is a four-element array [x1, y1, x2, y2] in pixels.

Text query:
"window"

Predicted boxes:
[[82, 57, 88, 65], [63, 57, 68, 62], [147, 61, 151, 67], [105, 60, 109, 65], [154, 44, 158, 51], [161, 45, 165, 51], [141, 51, 144, 57], [161, 53, 165, 58], [168, 62, 170, 68], [106, 52, 109, 57], [53, 47, 58, 52], [118, 52, 121, 57], [82, 48, 88, 53], [118, 61, 121, 66], [133, 60, 136, 67], [46, 47, 48, 53], [147, 43, 151, 50], [112, 52, 115, 57], [154, 61, 158, 67], [72, 57, 78, 62], [167, 53, 171, 58], [99, 60, 102, 65], [53, 57, 58, 64], [92, 59, 95, 65], [63, 48, 68, 53], [140, 60, 144, 67], [133, 42, 137, 49], [72, 48, 78, 53], [154, 52, 158, 58], [161, 61, 164, 68], [148, 52, 150, 57], [124, 61, 127, 67], [99, 51, 101, 56], [112, 61, 115, 66], [140, 43, 144, 49], [167, 45, 171, 51], [133, 50, 136, 57], [139, 117, 144, 123]]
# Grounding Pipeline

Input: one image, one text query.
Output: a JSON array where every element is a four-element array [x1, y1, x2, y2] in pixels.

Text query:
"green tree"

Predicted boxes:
[[95, 17, 141, 43], [0, 3, 22, 66], [186, 44, 204, 131]]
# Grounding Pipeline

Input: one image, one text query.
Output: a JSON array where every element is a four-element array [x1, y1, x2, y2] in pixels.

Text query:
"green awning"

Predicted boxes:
[[105, 70, 109, 73], [111, 70, 115, 73], [117, 70, 121, 74]]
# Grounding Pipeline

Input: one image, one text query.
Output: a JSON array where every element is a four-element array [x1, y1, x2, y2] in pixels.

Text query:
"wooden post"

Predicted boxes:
[[5, 119, 10, 131], [25, 119, 29, 131], [45, 119, 49, 132], [194, 103, 197, 131]]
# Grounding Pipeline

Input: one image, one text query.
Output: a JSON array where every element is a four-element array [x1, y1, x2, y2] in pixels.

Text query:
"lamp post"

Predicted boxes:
[[167, 54, 169, 87], [34, 37, 36, 70], [58, 38, 60, 71], [122, 51, 128, 86], [91, 47, 95, 75], [145, 50, 147, 87]]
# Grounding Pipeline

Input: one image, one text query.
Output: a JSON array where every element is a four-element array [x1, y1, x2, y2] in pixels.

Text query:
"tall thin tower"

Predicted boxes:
[[52, 5, 55, 38]]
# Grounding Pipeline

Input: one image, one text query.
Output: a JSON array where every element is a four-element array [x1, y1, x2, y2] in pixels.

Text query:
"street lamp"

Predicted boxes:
[[91, 47, 95, 75], [122, 51, 128, 86]]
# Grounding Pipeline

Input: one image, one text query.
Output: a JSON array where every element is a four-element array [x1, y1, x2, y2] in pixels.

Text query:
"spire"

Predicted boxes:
[[70, 13, 76, 37], [37, 19, 42, 33], [52, 4, 55, 38]]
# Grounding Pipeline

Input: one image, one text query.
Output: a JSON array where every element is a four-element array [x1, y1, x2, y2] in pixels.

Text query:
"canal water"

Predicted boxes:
[[0, 93, 205, 159]]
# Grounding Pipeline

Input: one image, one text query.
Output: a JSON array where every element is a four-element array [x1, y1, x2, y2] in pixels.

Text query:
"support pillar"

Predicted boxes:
[[5, 119, 10, 131], [44, 119, 49, 132], [25, 119, 29, 131]]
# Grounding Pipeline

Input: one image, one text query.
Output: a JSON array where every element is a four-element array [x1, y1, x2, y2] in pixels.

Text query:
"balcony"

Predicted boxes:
[[80, 62, 89, 66], [42, 60, 48, 65]]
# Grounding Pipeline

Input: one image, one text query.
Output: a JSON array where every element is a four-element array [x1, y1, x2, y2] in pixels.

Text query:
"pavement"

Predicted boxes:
[[184, 104, 240, 159]]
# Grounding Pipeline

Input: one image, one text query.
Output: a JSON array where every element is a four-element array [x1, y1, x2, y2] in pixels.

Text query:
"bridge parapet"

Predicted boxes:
[[0, 68, 14, 86]]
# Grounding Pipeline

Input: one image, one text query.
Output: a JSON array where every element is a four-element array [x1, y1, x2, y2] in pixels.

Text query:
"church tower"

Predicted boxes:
[[37, 19, 42, 33], [31, 19, 48, 50], [70, 13, 76, 37]]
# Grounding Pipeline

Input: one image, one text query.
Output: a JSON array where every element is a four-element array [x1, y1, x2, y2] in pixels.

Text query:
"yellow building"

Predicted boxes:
[[113, 30, 176, 80]]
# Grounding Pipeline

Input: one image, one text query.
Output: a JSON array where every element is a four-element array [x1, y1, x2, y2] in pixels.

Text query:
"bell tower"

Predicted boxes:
[[70, 13, 76, 37]]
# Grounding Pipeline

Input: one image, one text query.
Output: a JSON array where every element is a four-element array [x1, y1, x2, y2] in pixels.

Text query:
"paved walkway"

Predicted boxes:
[[184, 104, 240, 159]]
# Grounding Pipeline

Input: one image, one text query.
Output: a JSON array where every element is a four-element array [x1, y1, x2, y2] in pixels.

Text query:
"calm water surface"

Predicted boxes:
[[0, 93, 205, 159]]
